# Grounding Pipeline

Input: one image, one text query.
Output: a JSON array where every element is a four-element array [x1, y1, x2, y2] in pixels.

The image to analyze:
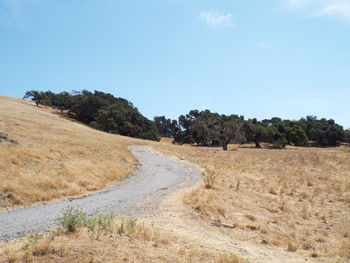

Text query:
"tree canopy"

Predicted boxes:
[[24, 90, 347, 148], [23, 90, 160, 141], [155, 110, 346, 150]]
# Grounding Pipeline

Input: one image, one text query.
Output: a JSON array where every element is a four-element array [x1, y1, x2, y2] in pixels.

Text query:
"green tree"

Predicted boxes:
[[287, 124, 308, 146], [190, 112, 243, 150], [23, 90, 43, 106], [220, 118, 244, 150], [24, 90, 161, 141], [270, 122, 288, 149], [301, 117, 344, 146], [174, 110, 201, 144], [154, 116, 180, 138], [243, 119, 269, 148]]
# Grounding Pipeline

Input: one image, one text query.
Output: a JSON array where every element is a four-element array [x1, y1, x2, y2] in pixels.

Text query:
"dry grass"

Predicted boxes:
[[203, 164, 219, 189], [0, 96, 145, 209], [0, 219, 242, 263], [216, 254, 242, 263], [1, 96, 349, 262], [150, 143, 350, 262]]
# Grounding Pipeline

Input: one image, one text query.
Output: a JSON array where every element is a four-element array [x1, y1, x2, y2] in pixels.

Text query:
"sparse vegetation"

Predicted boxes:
[[55, 206, 87, 233], [85, 213, 115, 240], [0, 216, 241, 263], [151, 142, 350, 262], [203, 166, 219, 189], [0, 234, 66, 263]]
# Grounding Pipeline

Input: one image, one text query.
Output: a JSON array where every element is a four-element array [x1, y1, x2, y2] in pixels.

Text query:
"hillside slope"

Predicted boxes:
[[0, 96, 144, 209]]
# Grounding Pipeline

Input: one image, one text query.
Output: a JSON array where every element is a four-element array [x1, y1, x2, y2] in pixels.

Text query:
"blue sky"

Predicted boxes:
[[0, 0, 349, 128]]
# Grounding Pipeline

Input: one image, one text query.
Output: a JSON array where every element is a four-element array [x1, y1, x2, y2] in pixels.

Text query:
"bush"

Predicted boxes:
[[55, 206, 87, 232], [272, 139, 288, 149]]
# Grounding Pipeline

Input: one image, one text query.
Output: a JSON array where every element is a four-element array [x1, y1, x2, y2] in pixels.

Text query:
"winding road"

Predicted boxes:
[[0, 146, 202, 241]]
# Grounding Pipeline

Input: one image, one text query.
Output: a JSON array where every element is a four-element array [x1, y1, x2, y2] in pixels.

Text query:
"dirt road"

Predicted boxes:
[[0, 146, 202, 241]]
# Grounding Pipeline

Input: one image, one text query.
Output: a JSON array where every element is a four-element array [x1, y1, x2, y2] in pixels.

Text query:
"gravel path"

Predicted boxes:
[[0, 146, 202, 241]]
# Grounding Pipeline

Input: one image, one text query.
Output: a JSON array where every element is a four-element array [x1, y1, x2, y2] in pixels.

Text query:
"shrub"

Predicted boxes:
[[272, 138, 288, 149], [55, 206, 87, 232]]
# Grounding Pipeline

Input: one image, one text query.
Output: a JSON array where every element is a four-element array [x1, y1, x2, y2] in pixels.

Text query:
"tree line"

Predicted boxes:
[[154, 110, 349, 150], [23, 90, 349, 149], [24, 90, 160, 141]]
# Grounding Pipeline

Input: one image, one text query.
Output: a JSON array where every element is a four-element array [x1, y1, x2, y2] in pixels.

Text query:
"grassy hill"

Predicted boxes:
[[0, 96, 145, 209], [0, 96, 349, 262]]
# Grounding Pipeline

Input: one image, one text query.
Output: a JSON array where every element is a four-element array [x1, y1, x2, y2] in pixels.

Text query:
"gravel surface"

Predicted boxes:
[[0, 146, 202, 241]]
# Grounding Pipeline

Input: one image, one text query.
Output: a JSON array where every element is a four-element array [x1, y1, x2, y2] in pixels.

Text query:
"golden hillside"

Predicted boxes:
[[0, 96, 144, 209]]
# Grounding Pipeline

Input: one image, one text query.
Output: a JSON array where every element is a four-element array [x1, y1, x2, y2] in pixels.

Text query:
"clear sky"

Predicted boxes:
[[0, 0, 349, 128]]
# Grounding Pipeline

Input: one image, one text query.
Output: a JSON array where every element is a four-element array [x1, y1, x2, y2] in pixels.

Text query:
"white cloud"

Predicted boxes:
[[318, 2, 350, 21], [199, 10, 235, 27], [286, 0, 350, 22]]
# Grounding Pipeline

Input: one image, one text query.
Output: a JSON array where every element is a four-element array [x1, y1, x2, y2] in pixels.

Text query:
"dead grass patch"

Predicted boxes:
[[216, 254, 242, 263], [0, 96, 145, 209], [150, 142, 350, 262], [0, 219, 243, 263]]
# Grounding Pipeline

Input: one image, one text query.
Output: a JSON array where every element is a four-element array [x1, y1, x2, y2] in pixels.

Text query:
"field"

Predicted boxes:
[[151, 143, 350, 262], [0, 96, 349, 262]]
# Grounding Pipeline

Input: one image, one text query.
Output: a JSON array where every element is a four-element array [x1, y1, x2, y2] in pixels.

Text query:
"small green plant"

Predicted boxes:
[[85, 214, 115, 240], [125, 218, 137, 232], [117, 218, 137, 235], [85, 218, 98, 239], [55, 206, 87, 232]]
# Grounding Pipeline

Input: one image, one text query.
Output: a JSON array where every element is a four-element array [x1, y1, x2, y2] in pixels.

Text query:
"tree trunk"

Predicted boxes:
[[35, 101, 39, 106], [222, 143, 228, 151], [254, 140, 261, 148]]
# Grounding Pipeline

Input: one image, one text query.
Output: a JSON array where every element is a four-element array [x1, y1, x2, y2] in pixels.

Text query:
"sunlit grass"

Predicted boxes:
[[0, 96, 144, 209], [150, 142, 350, 262]]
